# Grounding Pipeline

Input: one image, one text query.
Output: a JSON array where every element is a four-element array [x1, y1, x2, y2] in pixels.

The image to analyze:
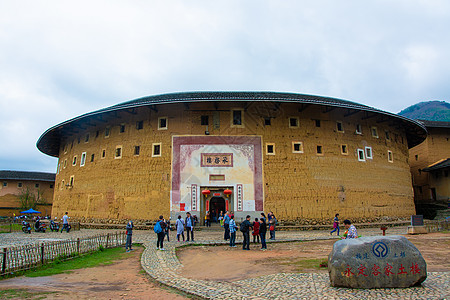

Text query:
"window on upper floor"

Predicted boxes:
[[158, 117, 168, 130], [365, 147, 373, 159], [289, 117, 299, 128], [136, 121, 143, 130], [356, 124, 362, 134], [292, 142, 304, 153], [201, 116, 209, 126], [336, 121, 344, 132]]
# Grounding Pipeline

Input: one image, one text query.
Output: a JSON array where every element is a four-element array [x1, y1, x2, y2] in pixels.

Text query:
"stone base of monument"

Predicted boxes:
[[407, 225, 428, 235], [328, 236, 427, 288]]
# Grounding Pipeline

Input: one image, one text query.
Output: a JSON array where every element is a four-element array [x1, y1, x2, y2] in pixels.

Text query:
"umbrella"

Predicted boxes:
[[20, 208, 41, 214]]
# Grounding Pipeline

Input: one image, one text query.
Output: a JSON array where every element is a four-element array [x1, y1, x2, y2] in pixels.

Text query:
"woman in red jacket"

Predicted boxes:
[[252, 218, 260, 243]]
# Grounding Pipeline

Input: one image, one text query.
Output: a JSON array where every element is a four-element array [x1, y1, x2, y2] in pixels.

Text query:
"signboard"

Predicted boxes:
[[411, 215, 424, 226], [237, 184, 243, 211], [191, 184, 197, 211], [201, 153, 233, 167]]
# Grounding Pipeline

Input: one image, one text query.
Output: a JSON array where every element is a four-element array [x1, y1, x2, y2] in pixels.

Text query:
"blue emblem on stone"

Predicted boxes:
[[372, 242, 389, 258]]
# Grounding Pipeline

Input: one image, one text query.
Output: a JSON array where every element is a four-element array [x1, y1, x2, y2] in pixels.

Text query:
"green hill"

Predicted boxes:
[[398, 101, 450, 122]]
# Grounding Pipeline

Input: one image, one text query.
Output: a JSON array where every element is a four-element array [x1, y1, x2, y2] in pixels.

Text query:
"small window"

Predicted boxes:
[[357, 149, 365, 161], [388, 150, 393, 163], [232, 110, 243, 126], [72, 156, 77, 166], [115, 146, 122, 159], [50, 184, 54, 189], [264, 118, 271, 126], [101, 149, 106, 159], [201, 116, 209, 126], [315, 120, 321, 127], [266, 143, 275, 155], [385, 130, 390, 141], [18, 182, 22, 188], [2, 182, 7, 187], [158, 117, 168, 130], [120, 124, 126, 133], [152, 143, 161, 157], [134, 146, 140, 156], [85, 133, 90, 143], [336, 121, 344, 132], [371, 127, 378, 138], [69, 176, 74, 187], [289, 117, 299, 128], [90, 154, 95, 162], [341, 144, 348, 155], [365, 147, 373, 159], [61, 180, 65, 190], [64, 159, 67, 169], [80, 152, 87, 166], [356, 124, 362, 134], [292, 142, 304, 153], [415, 155, 418, 161], [136, 121, 144, 130], [316, 145, 323, 155], [95, 130, 99, 138], [105, 127, 110, 137], [64, 144, 68, 154], [35, 183, 40, 188]]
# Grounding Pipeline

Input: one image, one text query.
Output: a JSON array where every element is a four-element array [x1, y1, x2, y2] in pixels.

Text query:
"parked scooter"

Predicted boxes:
[[34, 219, 46, 233], [50, 219, 60, 232], [22, 221, 31, 234]]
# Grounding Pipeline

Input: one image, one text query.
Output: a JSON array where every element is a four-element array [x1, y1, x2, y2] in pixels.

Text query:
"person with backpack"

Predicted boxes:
[[240, 215, 252, 250], [185, 212, 195, 242], [154, 215, 167, 250], [229, 215, 237, 247]]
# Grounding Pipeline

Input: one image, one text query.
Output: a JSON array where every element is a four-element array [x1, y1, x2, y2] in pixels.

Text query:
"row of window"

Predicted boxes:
[[1, 182, 53, 188], [265, 142, 394, 162], [59, 176, 75, 190]]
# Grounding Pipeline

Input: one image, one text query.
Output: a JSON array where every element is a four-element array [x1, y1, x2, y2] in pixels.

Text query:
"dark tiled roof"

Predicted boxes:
[[0, 170, 55, 182], [422, 158, 450, 172], [37, 91, 427, 157], [418, 120, 450, 129]]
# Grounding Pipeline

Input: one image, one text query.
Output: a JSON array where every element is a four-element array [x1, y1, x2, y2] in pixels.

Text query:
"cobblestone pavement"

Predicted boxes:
[[2, 226, 449, 299]]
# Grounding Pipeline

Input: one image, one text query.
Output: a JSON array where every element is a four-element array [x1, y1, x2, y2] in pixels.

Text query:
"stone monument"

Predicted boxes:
[[407, 215, 428, 234]]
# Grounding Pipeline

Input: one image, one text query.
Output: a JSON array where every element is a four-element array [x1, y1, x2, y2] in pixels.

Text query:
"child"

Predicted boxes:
[[176, 215, 185, 242], [252, 217, 260, 243]]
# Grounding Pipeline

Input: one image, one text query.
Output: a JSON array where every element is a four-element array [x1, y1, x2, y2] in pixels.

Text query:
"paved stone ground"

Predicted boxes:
[[1, 226, 449, 299]]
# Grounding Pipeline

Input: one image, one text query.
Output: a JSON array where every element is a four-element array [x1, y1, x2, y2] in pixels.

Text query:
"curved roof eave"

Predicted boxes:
[[36, 91, 428, 157]]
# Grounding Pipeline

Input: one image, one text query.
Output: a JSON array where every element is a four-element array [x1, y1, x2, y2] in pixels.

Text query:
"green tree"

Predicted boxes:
[[17, 187, 45, 210]]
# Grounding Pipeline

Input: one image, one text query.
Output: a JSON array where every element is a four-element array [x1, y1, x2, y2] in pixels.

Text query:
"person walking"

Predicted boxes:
[[154, 215, 167, 250], [164, 218, 171, 242], [240, 215, 252, 250], [176, 215, 185, 242], [125, 220, 134, 252], [223, 211, 231, 240], [269, 213, 277, 240], [259, 218, 267, 250], [252, 218, 260, 243], [330, 213, 340, 236], [229, 215, 237, 247], [60, 212, 70, 233], [205, 211, 211, 227], [185, 212, 195, 242]]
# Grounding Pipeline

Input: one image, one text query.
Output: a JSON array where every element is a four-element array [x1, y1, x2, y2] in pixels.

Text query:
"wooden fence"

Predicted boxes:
[[425, 219, 449, 233], [0, 232, 126, 276]]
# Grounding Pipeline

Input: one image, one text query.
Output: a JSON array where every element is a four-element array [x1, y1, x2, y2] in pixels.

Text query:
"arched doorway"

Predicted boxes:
[[209, 197, 226, 223]]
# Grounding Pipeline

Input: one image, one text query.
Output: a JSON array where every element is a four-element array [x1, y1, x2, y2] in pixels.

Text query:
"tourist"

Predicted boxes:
[[229, 215, 237, 247], [259, 218, 267, 250], [252, 218, 260, 243], [155, 215, 166, 250], [176, 215, 185, 242], [330, 213, 340, 236], [60, 212, 70, 233], [205, 211, 211, 227], [269, 213, 277, 240], [260, 212, 267, 222], [219, 211, 224, 227], [125, 220, 133, 252], [164, 217, 171, 242], [185, 212, 195, 242], [223, 211, 230, 240], [343, 219, 358, 239], [240, 215, 252, 250]]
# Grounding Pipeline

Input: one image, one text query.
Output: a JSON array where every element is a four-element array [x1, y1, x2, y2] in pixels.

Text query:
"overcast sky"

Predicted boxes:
[[0, 1, 449, 173]]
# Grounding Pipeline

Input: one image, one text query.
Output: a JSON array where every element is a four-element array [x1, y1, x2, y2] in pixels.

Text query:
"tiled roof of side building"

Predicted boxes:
[[418, 120, 450, 128], [422, 158, 450, 172], [0, 170, 56, 182], [36, 91, 428, 157]]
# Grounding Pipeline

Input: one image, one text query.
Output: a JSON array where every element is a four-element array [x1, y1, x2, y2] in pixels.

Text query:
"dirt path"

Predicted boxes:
[[0, 248, 187, 300], [177, 233, 450, 282]]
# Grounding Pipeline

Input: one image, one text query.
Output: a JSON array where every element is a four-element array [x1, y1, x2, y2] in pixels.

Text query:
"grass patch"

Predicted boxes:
[[0, 288, 57, 299], [268, 257, 328, 272], [0, 223, 22, 233]]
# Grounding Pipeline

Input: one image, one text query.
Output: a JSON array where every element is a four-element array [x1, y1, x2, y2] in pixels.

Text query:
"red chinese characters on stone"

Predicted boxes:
[[398, 264, 408, 275], [410, 263, 421, 275], [384, 263, 394, 276], [357, 265, 368, 277], [372, 264, 381, 276], [344, 265, 355, 277]]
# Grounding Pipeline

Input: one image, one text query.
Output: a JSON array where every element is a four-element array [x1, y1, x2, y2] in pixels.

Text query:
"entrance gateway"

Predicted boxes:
[[170, 136, 264, 222]]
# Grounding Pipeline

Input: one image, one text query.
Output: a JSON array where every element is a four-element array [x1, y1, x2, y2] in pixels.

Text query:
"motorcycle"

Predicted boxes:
[[34, 220, 46, 233], [50, 220, 60, 232], [22, 221, 31, 234]]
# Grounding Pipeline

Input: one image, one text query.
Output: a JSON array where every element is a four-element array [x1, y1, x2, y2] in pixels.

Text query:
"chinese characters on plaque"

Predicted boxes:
[[201, 153, 233, 167]]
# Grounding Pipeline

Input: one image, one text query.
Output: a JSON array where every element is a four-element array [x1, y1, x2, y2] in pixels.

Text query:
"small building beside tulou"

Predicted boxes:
[[37, 92, 427, 224]]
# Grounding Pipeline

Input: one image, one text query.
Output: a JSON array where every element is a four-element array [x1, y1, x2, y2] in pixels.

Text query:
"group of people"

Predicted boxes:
[[329, 213, 358, 239]]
